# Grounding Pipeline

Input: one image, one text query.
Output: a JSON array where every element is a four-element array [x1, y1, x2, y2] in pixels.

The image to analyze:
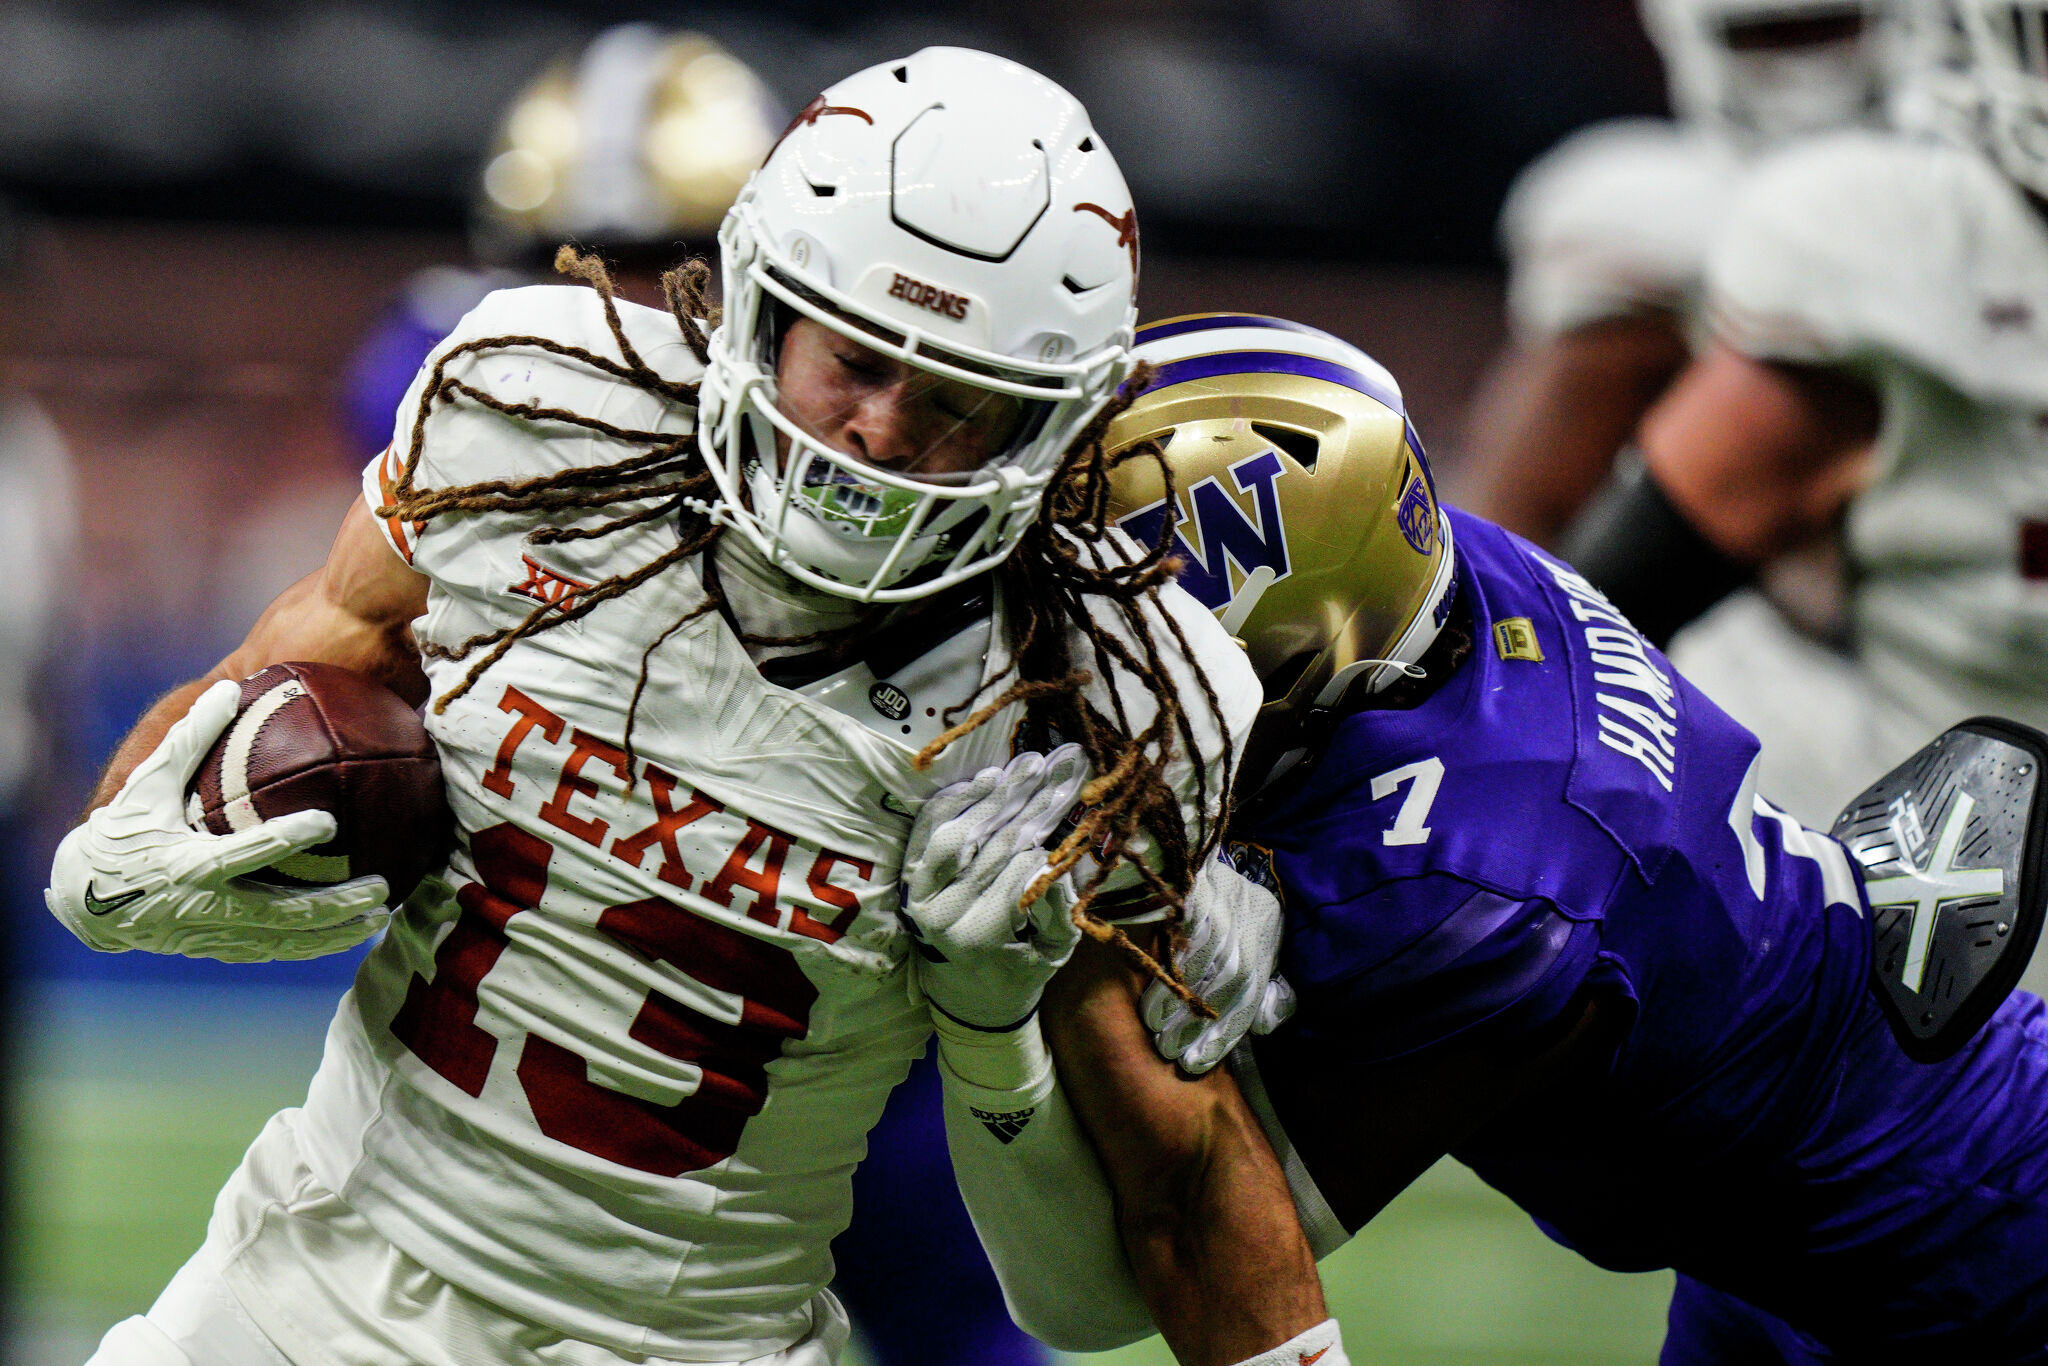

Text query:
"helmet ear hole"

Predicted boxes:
[[1251, 422, 1320, 472]]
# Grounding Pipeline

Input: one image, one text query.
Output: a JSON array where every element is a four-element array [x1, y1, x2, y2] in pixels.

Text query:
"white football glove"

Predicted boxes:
[[902, 743, 1091, 1031], [45, 679, 391, 963], [1143, 851, 1296, 1074]]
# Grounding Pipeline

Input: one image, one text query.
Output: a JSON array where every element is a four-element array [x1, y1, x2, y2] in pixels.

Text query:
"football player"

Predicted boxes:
[[1463, 0, 1894, 545], [339, 35, 1041, 1365], [1562, 0, 2048, 877], [949, 316, 2048, 1364], [41, 51, 1338, 1366]]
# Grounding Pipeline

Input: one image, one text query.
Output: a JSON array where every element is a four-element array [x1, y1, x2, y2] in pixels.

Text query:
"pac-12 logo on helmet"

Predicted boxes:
[[1395, 466, 1437, 556]]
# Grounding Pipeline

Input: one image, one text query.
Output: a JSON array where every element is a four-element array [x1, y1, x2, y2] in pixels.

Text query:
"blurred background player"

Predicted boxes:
[[342, 24, 780, 455], [1032, 313, 2048, 1366], [1561, 0, 2048, 939], [1461, 0, 1895, 547], [339, 31, 1044, 1366]]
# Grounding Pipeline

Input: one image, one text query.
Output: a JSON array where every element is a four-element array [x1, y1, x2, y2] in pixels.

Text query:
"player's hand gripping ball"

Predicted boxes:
[[186, 662, 451, 904], [47, 665, 448, 964]]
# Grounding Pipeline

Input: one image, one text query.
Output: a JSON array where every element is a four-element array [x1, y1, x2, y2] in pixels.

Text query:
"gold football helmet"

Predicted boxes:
[[474, 26, 783, 264], [1105, 314, 1456, 788]]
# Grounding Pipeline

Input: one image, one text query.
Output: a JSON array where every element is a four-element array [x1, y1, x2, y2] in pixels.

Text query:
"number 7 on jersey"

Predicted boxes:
[[1371, 756, 1443, 847]]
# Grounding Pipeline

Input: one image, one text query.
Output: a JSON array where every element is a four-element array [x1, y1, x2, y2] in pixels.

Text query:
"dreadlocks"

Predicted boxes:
[[374, 248, 1229, 1017]]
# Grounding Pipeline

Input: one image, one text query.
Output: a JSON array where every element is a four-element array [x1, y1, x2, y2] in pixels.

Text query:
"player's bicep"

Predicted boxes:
[[1640, 344, 1879, 562], [216, 501, 430, 703]]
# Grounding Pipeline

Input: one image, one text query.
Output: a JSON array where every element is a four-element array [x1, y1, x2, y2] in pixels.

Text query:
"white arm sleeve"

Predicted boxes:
[[935, 1018, 1158, 1353]]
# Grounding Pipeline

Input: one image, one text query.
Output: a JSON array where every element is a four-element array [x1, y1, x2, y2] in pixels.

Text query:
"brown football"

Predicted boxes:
[[186, 662, 451, 904]]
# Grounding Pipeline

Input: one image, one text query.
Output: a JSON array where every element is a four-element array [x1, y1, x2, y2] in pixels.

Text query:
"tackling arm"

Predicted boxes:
[[1038, 934, 1330, 1366], [1461, 315, 1693, 546], [1560, 344, 1878, 646]]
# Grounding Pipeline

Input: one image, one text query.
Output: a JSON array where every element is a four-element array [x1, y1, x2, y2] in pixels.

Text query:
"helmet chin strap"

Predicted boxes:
[[1218, 566, 1278, 640], [1314, 657, 1428, 708]]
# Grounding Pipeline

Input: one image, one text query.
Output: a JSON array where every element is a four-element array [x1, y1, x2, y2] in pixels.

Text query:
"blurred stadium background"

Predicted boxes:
[[0, 2, 1676, 1361]]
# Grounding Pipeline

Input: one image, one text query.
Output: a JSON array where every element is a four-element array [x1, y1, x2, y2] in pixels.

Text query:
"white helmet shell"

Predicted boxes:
[[698, 46, 1140, 602], [1640, 0, 1890, 145], [1959, 0, 2048, 197]]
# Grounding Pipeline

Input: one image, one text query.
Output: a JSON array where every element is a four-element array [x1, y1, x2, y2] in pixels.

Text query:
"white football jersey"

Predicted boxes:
[[1708, 129, 2048, 730], [1500, 118, 1745, 340], [262, 285, 1254, 1361]]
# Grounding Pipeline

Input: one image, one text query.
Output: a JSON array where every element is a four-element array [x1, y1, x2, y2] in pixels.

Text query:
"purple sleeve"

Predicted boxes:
[[341, 311, 447, 459], [1281, 872, 1601, 1062]]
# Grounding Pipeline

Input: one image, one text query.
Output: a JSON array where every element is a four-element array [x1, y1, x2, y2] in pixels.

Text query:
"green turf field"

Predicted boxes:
[[10, 983, 1671, 1365]]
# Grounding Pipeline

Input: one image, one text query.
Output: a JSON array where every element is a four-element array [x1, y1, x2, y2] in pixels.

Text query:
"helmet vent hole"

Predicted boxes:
[[1079, 136, 1094, 152], [808, 181, 837, 198], [1062, 275, 1091, 294], [892, 64, 908, 82], [1252, 423, 1320, 472]]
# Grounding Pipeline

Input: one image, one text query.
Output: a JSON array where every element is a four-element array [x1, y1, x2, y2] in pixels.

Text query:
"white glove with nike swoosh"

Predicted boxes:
[[45, 679, 391, 963], [1144, 849, 1296, 1074], [902, 743, 1091, 1031]]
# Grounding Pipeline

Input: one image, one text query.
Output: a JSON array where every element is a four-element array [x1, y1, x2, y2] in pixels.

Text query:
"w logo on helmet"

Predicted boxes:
[[1115, 449, 1290, 612]]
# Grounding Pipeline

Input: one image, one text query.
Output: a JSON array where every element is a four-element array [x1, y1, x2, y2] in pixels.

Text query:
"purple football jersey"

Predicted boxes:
[[1244, 509, 2048, 1358]]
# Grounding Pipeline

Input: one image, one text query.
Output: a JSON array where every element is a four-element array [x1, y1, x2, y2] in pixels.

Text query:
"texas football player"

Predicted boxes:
[[342, 33, 1045, 1365], [958, 315, 2048, 1364], [44, 51, 1333, 1366]]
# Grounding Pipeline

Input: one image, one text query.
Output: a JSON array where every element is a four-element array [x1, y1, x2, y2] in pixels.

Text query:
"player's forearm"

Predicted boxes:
[[1108, 1090, 1327, 1365], [1636, 346, 1877, 563], [1045, 941, 1326, 1366], [87, 506, 428, 818], [936, 1020, 1158, 1353]]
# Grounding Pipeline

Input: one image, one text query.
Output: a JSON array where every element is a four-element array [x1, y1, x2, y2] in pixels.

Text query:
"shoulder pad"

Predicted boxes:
[[365, 284, 703, 579], [1708, 132, 2048, 402], [1501, 119, 1740, 337]]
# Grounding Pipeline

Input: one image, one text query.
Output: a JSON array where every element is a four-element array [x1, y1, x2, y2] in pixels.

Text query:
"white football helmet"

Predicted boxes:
[[1959, 0, 2048, 195], [697, 47, 1140, 603], [1641, 0, 1890, 143]]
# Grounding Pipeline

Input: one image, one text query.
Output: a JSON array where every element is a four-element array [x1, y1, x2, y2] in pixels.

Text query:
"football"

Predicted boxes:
[[186, 662, 451, 904]]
